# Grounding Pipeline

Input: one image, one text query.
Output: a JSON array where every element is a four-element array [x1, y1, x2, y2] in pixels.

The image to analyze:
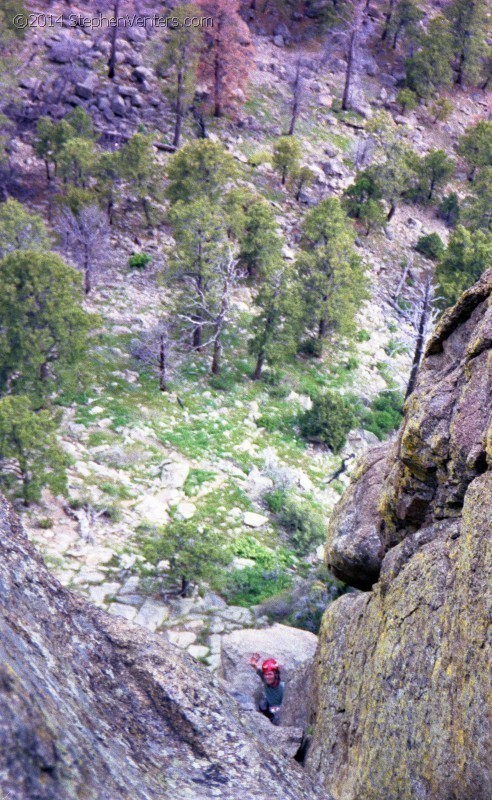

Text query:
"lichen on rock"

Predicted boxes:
[[310, 271, 492, 800]]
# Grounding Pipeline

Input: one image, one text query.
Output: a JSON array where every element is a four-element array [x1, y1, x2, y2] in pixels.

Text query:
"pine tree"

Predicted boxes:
[[436, 225, 492, 307], [273, 136, 302, 185], [297, 198, 368, 352], [34, 109, 95, 184], [457, 121, 492, 181], [156, 3, 203, 147], [249, 260, 302, 380], [141, 520, 231, 597], [462, 167, 492, 233], [405, 16, 454, 98], [58, 138, 97, 188], [0, 251, 94, 398], [445, 0, 490, 86], [412, 150, 455, 203], [343, 171, 386, 234], [387, 0, 423, 50], [0, 396, 69, 505], [224, 189, 283, 277], [0, 199, 50, 259], [197, 0, 254, 117], [117, 133, 161, 226], [95, 151, 121, 225], [165, 139, 238, 205]]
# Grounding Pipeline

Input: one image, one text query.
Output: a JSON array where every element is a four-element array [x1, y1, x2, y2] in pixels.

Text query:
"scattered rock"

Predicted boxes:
[[134, 599, 169, 632], [243, 511, 269, 528], [166, 630, 197, 649], [107, 602, 138, 621], [176, 501, 196, 520]]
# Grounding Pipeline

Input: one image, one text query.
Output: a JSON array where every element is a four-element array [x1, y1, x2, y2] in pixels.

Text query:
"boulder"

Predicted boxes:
[[111, 95, 126, 116], [325, 443, 391, 589], [132, 65, 153, 83], [243, 511, 269, 528]]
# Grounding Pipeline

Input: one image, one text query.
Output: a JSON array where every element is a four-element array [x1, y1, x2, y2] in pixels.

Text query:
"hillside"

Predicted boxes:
[[0, 2, 491, 795]]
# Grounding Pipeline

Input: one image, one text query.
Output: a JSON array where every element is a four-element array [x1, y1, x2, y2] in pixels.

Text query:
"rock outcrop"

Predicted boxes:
[[0, 499, 324, 800], [307, 271, 492, 800]]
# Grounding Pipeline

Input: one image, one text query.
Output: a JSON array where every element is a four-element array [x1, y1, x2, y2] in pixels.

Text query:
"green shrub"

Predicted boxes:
[[356, 329, 371, 342], [299, 392, 356, 452], [38, 517, 54, 529], [438, 192, 460, 227], [415, 233, 445, 261], [128, 252, 151, 270], [231, 535, 294, 570], [209, 372, 236, 392], [397, 88, 418, 113], [264, 489, 287, 514], [363, 390, 404, 440], [277, 494, 326, 556], [299, 338, 323, 358], [248, 150, 271, 168], [224, 565, 292, 606], [183, 468, 216, 497], [267, 384, 290, 400]]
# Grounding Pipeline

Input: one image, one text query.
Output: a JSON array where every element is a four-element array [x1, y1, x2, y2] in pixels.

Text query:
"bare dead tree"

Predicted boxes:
[[177, 248, 245, 375], [57, 204, 110, 295], [384, 266, 440, 400], [108, 0, 122, 79], [130, 321, 176, 392], [342, 0, 365, 112], [288, 56, 304, 136]]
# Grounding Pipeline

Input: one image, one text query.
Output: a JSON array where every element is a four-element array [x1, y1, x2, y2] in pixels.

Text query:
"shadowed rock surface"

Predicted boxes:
[[325, 442, 391, 589], [309, 271, 492, 800], [0, 499, 324, 800]]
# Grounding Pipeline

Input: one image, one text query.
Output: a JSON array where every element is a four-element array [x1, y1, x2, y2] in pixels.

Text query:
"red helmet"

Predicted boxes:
[[261, 658, 279, 673]]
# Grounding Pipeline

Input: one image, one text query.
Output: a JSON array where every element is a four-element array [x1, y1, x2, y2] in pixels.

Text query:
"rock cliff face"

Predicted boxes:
[[0, 500, 324, 800], [307, 271, 492, 799]]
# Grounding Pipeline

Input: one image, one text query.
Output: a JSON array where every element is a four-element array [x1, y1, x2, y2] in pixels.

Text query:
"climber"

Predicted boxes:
[[248, 652, 284, 726]]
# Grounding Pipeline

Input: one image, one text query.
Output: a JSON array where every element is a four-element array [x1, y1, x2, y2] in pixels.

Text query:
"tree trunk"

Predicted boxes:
[[211, 336, 222, 375], [21, 468, 30, 506], [84, 246, 91, 295], [40, 362, 49, 382], [173, 69, 184, 148], [288, 59, 301, 136], [253, 351, 265, 380], [456, 48, 466, 86], [318, 316, 326, 339], [387, 199, 397, 221], [214, 51, 222, 117], [392, 21, 402, 50], [342, 27, 357, 111], [108, 0, 121, 79], [381, 0, 394, 40], [192, 324, 202, 350], [405, 274, 432, 400], [180, 577, 190, 598], [142, 196, 152, 228], [159, 335, 168, 392], [107, 194, 114, 226]]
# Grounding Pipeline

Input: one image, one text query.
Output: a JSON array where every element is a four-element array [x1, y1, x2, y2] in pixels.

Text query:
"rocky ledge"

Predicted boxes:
[[307, 270, 492, 799], [0, 498, 324, 800]]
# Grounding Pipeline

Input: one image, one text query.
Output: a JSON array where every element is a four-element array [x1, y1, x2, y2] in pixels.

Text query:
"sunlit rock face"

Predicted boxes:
[[309, 271, 492, 800], [0, 499, 324, 800]]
